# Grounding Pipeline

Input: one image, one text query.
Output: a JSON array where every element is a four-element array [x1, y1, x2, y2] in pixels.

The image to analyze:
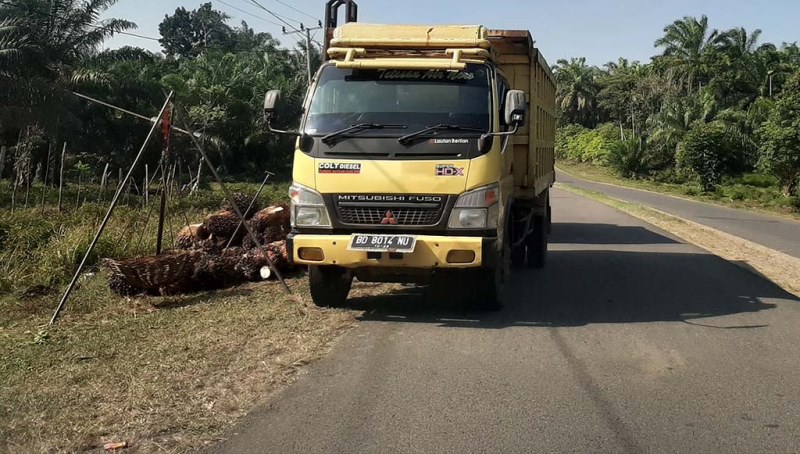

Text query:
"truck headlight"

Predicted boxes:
[[448, 184, 499, 229], [289, 183, 331, 227]]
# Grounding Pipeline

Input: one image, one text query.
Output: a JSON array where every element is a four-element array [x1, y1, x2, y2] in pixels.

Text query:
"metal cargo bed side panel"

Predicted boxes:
[[489, 30, 556, 201]]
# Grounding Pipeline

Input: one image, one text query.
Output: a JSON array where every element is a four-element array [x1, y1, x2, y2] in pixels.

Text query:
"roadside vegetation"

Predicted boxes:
[[0, 1, 344, 450], [553, 16, 800, 213]]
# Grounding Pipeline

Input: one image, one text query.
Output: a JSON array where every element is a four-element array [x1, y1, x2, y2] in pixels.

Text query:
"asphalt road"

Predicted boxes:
[[210, 188, 800, 453], [557, 169, 800, 259]]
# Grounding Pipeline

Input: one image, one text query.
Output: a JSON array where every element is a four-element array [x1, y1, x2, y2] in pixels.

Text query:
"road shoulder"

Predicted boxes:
[[558, 183, 800, 299]]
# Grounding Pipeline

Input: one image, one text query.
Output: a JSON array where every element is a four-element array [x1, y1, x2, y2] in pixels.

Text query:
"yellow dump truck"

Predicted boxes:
[[264, 0, 555, 309]]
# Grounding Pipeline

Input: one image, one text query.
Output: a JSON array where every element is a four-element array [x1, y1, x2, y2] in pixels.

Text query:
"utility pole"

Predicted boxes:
[[283, 21, 323, 85]]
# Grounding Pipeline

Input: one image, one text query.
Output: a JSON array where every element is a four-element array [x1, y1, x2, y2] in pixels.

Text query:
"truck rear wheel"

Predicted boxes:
[[308, 266, 353, 308], [527, 213, 548, 268]]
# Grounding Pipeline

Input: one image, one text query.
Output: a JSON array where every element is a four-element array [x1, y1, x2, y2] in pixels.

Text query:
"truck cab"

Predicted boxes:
[[265, 14, 555, 309]]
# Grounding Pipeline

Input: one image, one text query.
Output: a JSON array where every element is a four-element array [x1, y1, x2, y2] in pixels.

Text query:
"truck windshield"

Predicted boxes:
[[304, 64, 491, 137]]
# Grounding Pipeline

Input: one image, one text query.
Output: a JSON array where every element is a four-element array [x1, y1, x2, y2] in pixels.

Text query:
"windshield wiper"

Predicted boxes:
[[398, 124, 486, 145], [321, 123, 407, 146]]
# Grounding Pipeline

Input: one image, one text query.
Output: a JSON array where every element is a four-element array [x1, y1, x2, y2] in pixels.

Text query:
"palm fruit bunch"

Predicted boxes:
[[220, 192, 260, 219], [265, 240, 290, 273], [242, 224, 287, 250], [204, 210, 240, 239], [176, 223, 210, 250], [250, 203, 290, 231], [191, 250, 243, 290], [235, 248, 269, 281], [103, 251, 205, 295], [108, 275, 138, 296]]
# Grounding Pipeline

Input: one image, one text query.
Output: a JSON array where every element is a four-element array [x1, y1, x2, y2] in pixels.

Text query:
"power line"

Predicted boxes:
[[216, 0, 284, 28], [246, 0, 303, 33], [268, 0, 320, 22], [0, 0, 161, 42]]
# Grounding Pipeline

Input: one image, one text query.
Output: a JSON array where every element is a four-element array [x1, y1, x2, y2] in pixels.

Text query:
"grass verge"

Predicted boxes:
[[0, 275, 394, 453], [557, 161, 800, 221], [558, 183, 800, 299]]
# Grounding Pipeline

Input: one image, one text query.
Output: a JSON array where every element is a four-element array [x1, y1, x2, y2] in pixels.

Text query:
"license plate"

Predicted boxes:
[[348, 234, 417, 253]]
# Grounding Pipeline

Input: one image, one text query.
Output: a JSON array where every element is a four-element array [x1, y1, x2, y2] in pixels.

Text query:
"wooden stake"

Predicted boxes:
[[76, 174, 81, 209], [57, 142, 66, 211], [24, 156, 31, 208], [0, 145, 6, 179], [98, 163, 109, 204], [40, 145, 52, 212]]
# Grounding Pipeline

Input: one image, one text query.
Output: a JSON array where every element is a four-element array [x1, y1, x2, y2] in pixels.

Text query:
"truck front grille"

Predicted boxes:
[[338, 206, 442, 226], [334, 195, 446, 226]]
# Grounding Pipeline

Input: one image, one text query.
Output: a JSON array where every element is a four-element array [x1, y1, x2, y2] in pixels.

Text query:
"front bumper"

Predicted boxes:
[[288, 234, 496, 269]]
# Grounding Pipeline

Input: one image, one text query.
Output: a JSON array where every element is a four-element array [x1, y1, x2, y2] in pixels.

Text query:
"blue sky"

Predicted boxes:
[[101, 0, 800, 65]]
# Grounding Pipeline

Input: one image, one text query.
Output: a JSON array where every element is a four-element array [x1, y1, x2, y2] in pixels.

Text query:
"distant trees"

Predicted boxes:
[[758, 71, 800, 196], [0, 1, 313, 184], [553, 15, 800, 199]]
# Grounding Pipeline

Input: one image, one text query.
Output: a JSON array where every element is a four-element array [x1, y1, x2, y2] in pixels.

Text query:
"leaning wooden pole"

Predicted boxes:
[[174, 104, 291, 293], [50, 92, 174, 325]]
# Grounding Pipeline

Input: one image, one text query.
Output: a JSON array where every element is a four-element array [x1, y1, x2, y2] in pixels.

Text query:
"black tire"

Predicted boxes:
[[308, 266, 353, 308], [510, 210, 527, 268], [474, 236, 509, 311], [527, 214, 548, 269]]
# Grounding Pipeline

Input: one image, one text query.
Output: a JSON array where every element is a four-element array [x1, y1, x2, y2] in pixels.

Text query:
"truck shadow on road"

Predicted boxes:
[[349, 223, 796, 328]]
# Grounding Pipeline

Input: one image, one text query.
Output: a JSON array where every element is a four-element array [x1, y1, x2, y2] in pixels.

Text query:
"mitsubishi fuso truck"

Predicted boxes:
[[264, 0, 556, 309]]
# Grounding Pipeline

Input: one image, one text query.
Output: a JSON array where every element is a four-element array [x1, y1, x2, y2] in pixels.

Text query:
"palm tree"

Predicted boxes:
[[646, 93, 717, 158], [553, 57, 600, 127], [654, 15, 723, 94]]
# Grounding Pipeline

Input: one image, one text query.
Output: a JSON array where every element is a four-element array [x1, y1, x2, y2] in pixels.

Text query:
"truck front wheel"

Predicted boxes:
[[308, 266, 353, 308], [474, 238, 509, 311], [527, 213, 548, 268]]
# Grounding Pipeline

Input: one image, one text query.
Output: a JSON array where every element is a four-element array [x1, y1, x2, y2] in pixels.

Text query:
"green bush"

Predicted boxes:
[[680, 122, 741, 192], [555, 123, 621, 165], [732, 173, 780, 188], [608, 139, 646, 177], [555, 124, 588, 160]]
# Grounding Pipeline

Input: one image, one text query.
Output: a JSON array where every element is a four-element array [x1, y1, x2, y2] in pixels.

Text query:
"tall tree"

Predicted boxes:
[[553, 57, 600, 127], [758, 71, 800, 196], [158, 3, 233, 58], [654, 15, 723, 94]]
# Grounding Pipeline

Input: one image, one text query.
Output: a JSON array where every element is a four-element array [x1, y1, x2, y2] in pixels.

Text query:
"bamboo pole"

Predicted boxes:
[[57, 142, 66, 211], [50, 92, 174, 325], [40, 145, 52, 212]]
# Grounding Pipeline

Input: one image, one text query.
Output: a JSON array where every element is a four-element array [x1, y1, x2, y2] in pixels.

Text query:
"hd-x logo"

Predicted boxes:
[[435, 164, 465, 176]]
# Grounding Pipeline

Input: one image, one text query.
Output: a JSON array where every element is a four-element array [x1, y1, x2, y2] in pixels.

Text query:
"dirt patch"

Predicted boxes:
[[0, 276, 395, 453], [560, 183, 800, 299]]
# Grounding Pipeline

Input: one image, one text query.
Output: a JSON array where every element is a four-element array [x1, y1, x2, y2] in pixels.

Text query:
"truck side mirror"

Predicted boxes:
[[504, 90, 527, 127], [264, 90, 282, 123]]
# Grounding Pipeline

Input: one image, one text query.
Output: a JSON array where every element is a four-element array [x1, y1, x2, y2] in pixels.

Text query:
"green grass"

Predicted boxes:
[[0, 178, 405, 452], [0, 181, 290, 296], [0, 275, 373, 453], [557, 161, 800, 220]]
